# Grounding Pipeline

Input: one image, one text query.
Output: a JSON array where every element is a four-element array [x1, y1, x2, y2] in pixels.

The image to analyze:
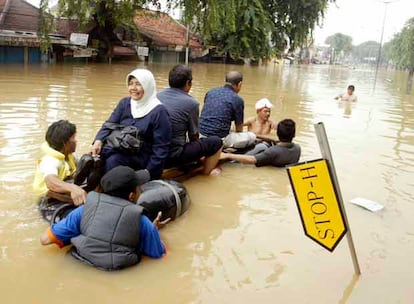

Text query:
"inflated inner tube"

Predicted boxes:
[[38, 196, 77, 224], [137, 179, 191, 222], [39, 179, 190, 224]]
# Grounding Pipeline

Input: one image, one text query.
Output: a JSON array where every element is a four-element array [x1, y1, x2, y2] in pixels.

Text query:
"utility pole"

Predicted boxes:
[[185, 24, 189, 66], [374, 0, 400, 90], [375, 0, 400, 73]]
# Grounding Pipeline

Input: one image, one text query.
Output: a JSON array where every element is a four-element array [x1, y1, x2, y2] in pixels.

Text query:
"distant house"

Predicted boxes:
[[0, 0, 91, 63], [0, 2, 202, 64], [133, 9, 202, 63], [0, 0, 45, 63]]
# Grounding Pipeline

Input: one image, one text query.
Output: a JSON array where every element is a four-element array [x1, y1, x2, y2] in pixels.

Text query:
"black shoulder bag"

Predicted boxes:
[[103, 122, 142, 154]]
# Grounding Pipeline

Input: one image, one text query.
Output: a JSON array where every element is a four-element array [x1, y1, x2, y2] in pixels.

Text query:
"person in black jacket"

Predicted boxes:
[[90, 69, 172, 180]]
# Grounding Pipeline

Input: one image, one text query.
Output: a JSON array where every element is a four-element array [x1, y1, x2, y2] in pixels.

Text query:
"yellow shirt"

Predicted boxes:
[[32, 142, 77, 194]]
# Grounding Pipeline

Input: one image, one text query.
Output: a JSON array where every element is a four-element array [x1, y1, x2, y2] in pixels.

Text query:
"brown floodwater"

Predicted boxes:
[[0, 62, 413, 303]]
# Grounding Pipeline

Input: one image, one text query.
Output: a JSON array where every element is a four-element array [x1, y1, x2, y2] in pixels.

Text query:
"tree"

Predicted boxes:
[[39, 0, 156, 61], [352, 41, 380, 64], [325, 32, 353, 63], [40, 0, 335, 61], [387, 18, 414, 94], [38, 0, 54, 54], [174, 0, 334, 59]]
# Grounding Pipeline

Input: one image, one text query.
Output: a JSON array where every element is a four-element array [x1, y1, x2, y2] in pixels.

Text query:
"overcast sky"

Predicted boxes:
[[314, 0, 414, 46], [28, 0, 414, 47]]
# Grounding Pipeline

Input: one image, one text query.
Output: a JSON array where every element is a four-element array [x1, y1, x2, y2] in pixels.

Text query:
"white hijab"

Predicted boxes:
[[126, 69, 161, 119]]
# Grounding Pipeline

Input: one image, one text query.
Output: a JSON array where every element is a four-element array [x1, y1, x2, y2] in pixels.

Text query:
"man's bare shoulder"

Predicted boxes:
[[243, 117, 256, 125]]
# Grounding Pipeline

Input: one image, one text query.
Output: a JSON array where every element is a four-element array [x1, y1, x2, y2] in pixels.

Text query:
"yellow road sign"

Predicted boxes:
[[287, 159, 347, 252]]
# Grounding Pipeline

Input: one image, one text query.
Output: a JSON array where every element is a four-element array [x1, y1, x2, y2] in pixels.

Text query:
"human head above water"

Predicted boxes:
[[126, 69, 157, 102], [225, 71, 243, 92], [277, 119, 296, 143], [169, 64, 192, 91], [45, 120, 76, 152], [225, 71, 243, 85], [100, 166, 149, 201]]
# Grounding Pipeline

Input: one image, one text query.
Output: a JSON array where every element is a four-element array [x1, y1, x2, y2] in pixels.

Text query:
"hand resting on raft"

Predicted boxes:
[[152, 211, 171, 230], [90, 140, 103, 157], [45, 175, 86, 206]]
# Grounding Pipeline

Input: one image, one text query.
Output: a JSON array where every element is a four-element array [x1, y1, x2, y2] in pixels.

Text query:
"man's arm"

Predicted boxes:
[[256, 134, 278, 144], [243, 117, 254, 127], [188, 102, 200, 142], [235, 123, 244, 132], [45, 175, 86, 206], [220, 152, 257, 164], [139, 215, 166, 258]]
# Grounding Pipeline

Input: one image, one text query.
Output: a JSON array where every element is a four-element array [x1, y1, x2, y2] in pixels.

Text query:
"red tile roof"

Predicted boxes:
[[133, 9, 201, 49]]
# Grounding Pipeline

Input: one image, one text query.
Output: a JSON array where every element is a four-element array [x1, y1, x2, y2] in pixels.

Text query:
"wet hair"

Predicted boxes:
[[277, 119, 296, 142], [45, 120, 76, 151], [225, 71, 243, 85], [348, 85, 355, 91], [169, 64, 192, 89]]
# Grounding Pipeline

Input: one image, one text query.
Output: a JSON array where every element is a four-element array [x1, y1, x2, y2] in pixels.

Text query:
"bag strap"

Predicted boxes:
[[102, 122, 123, 130], [152, 180, 182, 219]]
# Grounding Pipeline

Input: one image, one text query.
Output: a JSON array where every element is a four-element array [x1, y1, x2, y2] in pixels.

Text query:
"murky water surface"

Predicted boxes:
[[0, 62, 413, 303]]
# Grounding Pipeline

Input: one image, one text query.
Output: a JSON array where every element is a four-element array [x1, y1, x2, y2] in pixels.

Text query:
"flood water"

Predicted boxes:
[[0, 62, 413, 303]]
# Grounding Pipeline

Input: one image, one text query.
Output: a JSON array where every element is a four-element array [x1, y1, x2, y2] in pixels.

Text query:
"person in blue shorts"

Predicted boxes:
[[40, 166, 170, 271]]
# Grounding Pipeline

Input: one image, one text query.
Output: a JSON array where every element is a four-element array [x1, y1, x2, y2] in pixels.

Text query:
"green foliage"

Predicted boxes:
[[352, 41, 380, 63], [55, 0, 148, 29], [387, 18, 414, 69], [174, 0, 333, 59], [325, 32, 353, 56], [38, 0, 54, 53], [39, 0, 334, 60]]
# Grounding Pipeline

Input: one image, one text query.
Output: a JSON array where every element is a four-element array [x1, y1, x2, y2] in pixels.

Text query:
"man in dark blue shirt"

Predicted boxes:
[[158, 65, 222, 175], [200, 71, 256, 150]]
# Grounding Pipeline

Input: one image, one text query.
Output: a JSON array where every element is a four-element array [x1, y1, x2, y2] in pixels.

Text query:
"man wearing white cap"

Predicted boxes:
[[244, 98, 276, 136]]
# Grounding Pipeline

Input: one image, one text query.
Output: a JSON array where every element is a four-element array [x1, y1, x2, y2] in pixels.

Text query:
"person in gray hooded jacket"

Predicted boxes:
[[40, 166, 169, 270]]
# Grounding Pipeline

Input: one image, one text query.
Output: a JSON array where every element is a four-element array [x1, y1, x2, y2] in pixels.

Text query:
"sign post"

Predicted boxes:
[[314, 122, 361, 275], [287, 159, 347, 251], [287, 122, 360, 275]]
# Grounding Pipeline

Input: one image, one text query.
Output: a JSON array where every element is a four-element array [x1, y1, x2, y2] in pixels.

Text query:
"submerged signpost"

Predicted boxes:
[[287, 122, 361, 275]]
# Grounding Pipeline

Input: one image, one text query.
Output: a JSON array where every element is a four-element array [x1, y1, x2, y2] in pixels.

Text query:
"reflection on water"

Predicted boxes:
[[0, 63, 414, 303]]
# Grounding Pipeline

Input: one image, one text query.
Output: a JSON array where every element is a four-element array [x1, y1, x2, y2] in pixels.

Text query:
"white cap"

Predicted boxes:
[[255, 98, 273, 110]]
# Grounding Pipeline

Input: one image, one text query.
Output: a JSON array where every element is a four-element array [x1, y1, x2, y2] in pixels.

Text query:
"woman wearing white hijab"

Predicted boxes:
[[90, 69, 171, 180]]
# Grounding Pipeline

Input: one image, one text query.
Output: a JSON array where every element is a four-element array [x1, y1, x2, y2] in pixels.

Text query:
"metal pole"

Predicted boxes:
[[374, 0, 400, 89], [314, 122, 361, 275], [375, 2, 388, 75], [185, 24, 189, 66]]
